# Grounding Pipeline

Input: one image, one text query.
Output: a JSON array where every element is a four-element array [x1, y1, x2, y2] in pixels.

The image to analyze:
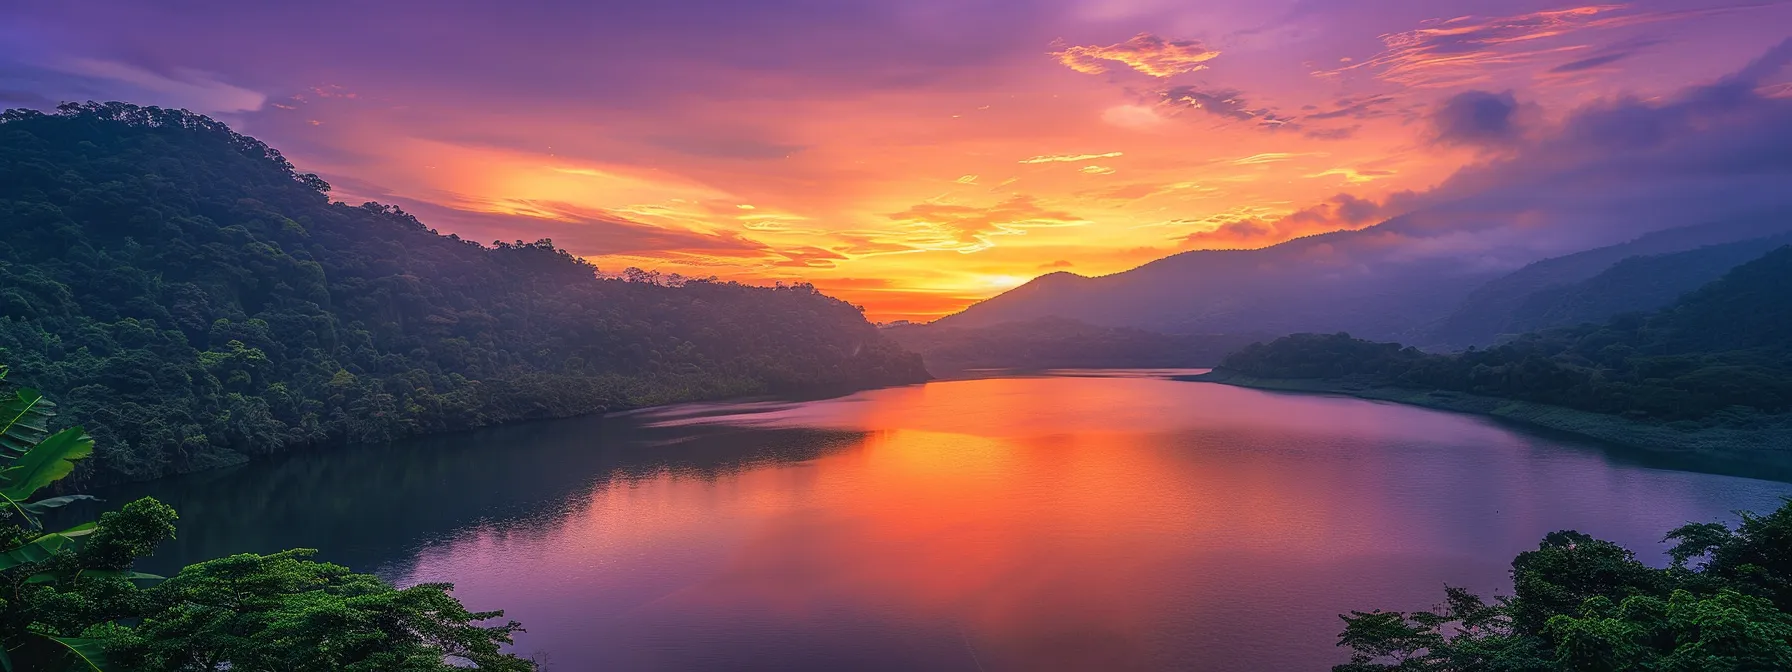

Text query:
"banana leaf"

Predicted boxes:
[[0, 427, 93, 501]]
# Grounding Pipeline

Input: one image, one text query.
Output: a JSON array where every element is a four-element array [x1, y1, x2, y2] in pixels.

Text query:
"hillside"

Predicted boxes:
[[883, 317, 1261, 375], [931, 227, 1495, 341], [1209, 244, 1792, 424], [937, 211, 1792, 344], [1427, 220, 1792, 347], [0, 103, 928, 485]]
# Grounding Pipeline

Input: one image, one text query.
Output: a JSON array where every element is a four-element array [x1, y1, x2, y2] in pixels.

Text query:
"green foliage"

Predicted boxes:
[[0, 367, 57, 456], [107, 550, 531, 672], [0, 380, 534, 671], [1335, 498, 1792, 671], [884, 316, 1260, 374], [0, 102, 926, 486], [1222, 245, 1792, 423]]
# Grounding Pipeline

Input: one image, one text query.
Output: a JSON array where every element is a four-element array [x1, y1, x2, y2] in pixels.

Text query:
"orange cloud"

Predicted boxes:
[[1054, 33, 1222, 77], [885, 195, 1089, 253], [1018, 151, 1123, 164]]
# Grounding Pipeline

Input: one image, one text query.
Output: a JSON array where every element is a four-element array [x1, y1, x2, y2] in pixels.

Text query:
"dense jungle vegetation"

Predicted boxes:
[[0, 369, 531, 671], [1336, 499, 1792, 670], [0, 103, 927, 486], [1217, 245, 1792, 425]]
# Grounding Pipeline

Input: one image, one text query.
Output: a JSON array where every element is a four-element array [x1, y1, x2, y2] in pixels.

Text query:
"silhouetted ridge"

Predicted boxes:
[[0, 102, 928, 484]]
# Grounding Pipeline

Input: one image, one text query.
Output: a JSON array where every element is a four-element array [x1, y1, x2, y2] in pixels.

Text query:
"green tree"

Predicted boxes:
[[1336, 498, 1792, 671], [0, 369, 533, 670]]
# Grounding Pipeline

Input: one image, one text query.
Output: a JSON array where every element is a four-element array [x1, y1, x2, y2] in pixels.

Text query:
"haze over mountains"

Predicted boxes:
[[938, 43, 1792, 347]]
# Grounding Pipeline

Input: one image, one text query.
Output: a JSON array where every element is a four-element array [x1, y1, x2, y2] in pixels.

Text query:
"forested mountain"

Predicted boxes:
[[883, 317, 1260, 375], [936, 210, 1792, 344], [1427, 219, 1792, 347], [930, 228, 1499, 341], [0, 102, 927, 485], [1214, 244, 1792, 422]]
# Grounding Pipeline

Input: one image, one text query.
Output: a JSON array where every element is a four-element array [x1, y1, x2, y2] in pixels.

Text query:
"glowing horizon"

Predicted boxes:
[[3, 0, 1788, 321]]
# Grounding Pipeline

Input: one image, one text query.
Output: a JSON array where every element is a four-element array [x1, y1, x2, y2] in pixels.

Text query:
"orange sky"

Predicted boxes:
[[10, 0, 1787, 321]]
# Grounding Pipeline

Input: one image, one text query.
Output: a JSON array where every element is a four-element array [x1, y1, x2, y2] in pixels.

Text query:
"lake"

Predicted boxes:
[[84, 371, 1792, 671]]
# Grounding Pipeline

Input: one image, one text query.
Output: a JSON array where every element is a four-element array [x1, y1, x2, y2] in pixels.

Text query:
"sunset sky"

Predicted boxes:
[[4, 0, 1790, 321]]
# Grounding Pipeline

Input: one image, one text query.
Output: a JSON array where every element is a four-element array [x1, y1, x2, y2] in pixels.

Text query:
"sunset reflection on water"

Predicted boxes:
[[180, 375, 1792, 670]]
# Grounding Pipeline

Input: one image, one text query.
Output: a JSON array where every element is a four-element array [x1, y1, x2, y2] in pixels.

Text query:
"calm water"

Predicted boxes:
[[83, 372, 1792, 671]]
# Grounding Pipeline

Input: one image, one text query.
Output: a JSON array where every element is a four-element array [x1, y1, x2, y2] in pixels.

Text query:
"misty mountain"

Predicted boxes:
[[1216, 243, 1792, 422], [1428, 220, 1792, 347], [938, 50, 1792, 343]]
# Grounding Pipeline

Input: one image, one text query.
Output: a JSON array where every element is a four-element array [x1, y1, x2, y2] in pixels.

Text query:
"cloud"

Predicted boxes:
[[1303, 94, 1400, 121], [1179, 192, 1406, 249], [1101, 103, 1165, 129], [1300, 38, 1792, 271], [1305, 167, 1398, 183], [1079, 165, 1115, 175], [1315, 4, 1782, 88], [771, 245, 849, 268], [1230, 152, 1321, 165], [1315, 5, 1627, 87], [1159, 85, 1294, 128], [1053, 33, 1221, 77], [1018, 151, 1123, 164], [1430, 90, 1521, 146], [0, 50, 266, 114], [1039, 259, 1074, 269], [885, 195, 1089, 253], [1547, 37, 1665, 74]]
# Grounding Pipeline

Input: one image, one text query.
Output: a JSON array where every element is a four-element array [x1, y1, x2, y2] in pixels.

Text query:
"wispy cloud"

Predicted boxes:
[[1018, 151, 1124, 164], [1054, 33, 1221, 77], [885, 195, 1089, 253], [1316, 5, 1626, 87], [1315, 3, 1783, 87], [1160, 85, 1294, 128]]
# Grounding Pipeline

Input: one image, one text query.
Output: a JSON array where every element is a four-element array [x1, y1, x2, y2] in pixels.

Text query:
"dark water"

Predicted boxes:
[[80, 372, 1792, 671]]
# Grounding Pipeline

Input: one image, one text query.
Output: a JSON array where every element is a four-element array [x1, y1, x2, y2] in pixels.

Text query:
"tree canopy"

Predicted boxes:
[[1218, 244, 1792, 423], [0, 102, 927, 485]]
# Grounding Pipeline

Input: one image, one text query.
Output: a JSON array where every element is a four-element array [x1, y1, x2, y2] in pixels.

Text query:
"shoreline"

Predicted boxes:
[[1180, 369, 1792, 480], [72, 374, 931, 491]]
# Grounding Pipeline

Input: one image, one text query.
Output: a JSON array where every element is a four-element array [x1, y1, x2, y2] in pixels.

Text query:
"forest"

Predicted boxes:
[[1216, 244, 1792, 425], [883, 317, 1261, 375], [0, 103, 928, 486], [1335, 498, 1792, 670]]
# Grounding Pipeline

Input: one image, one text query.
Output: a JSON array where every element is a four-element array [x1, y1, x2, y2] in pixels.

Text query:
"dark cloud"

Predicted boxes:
[[1430, 90, 1520, 146], [1549, 37, 1666, 74], [1159, 85, 1293, 128], [1304, 94, 1398, 120]]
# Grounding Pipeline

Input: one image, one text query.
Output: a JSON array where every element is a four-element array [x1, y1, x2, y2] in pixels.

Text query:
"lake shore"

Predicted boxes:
[[1180, 369, 1792, 479]]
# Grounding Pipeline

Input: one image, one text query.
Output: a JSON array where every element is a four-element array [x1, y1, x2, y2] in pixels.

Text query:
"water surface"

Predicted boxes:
[[92, 373, 1792, 671]]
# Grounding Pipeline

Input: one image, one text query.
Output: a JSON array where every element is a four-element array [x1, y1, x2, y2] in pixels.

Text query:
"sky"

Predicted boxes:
[[3, 0, 1790, 322]]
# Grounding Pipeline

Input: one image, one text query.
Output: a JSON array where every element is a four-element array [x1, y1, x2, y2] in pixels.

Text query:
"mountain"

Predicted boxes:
[[1213, 244, 1792, 422], [1427, 220, 1792, 347], [933, 224, 1499, 341], [0, 103, 928, 485], [883, 317, 1262, 375], [939, 64, 1792, 343]]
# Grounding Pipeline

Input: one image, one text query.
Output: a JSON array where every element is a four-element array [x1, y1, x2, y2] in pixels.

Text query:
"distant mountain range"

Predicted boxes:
[[938, 213, 1792, 348], [1198, 243, 1792, 455]]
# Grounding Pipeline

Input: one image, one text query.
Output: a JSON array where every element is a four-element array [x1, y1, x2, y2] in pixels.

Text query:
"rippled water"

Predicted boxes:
[[91, 372, 1792, 671]]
